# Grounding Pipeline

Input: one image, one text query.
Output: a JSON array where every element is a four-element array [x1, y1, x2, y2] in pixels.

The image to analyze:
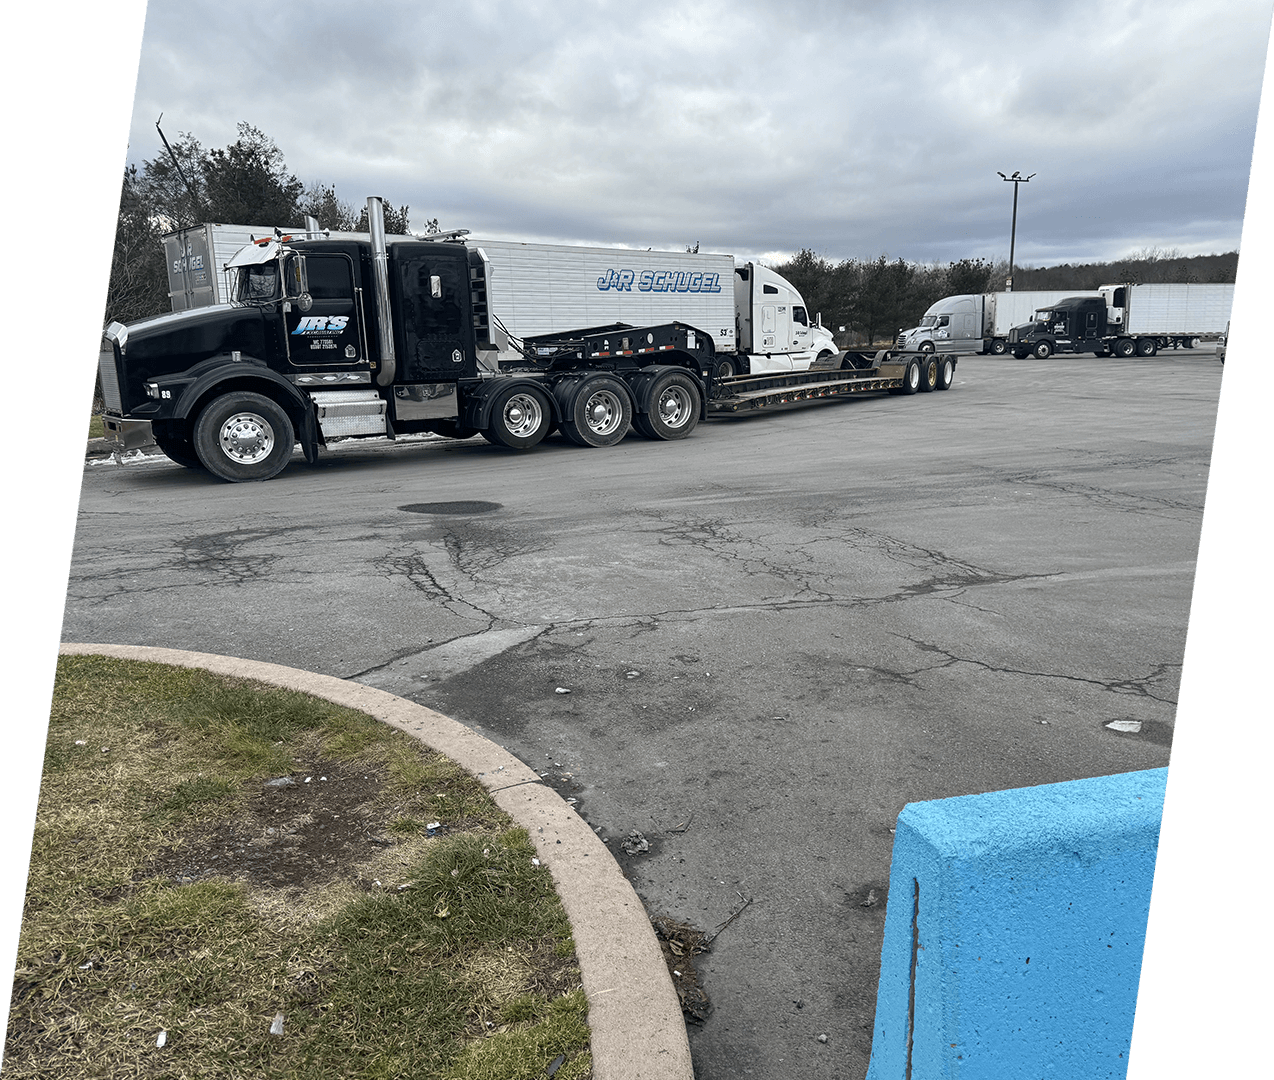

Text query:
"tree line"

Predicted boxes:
[[106, 123, 415, 325], [104, 123, 1239, 348]]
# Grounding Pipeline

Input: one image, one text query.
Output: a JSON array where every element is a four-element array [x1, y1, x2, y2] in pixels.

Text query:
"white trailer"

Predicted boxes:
[[1100, 283, 1233, 340], [162, 219, 410, 310], [467, 239, 838, 377]]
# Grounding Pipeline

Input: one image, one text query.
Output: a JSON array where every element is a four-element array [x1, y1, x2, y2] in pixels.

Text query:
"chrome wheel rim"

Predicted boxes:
[[657, 385, 694, 429], [583, 389, 624, 436], [218, 412, 275, 464], [502, 393, 543, 438]]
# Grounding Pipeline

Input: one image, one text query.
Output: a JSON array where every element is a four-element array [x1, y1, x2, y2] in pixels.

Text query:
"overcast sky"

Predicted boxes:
[[123, 0, 1272, 267]]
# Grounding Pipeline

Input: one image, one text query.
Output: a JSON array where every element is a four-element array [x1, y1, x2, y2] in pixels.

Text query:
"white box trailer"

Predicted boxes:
[[468, 240, 736, 356], [162, 220, 412, 310], [1102, 283, 1233, 336]]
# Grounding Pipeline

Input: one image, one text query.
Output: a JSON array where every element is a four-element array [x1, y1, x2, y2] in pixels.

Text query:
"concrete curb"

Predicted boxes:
[[59, 643, 694, 1080]]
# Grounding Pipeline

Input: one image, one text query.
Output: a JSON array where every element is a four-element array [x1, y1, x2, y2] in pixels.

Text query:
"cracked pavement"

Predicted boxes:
[[62, 353, 1221, 1079]]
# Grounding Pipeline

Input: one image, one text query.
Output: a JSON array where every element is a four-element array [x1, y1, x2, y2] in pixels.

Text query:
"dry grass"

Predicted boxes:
[[6, 655, 591, 1079]]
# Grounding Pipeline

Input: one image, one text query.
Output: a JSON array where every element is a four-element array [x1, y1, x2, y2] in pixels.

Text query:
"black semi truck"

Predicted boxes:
[[99, 198, 951, 482]]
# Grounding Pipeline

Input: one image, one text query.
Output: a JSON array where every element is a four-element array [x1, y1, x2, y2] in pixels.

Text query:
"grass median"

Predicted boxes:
[[6, 655, 591, 1079]]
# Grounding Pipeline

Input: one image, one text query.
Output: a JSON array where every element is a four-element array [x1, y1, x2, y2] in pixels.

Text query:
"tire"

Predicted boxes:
[[1114, 338, 1136, 358], [152, 422, 204, 470], [990, 338, 1007, 355], [433, 421, 479, 440], [898, 358, 922, 395], [1032, 340, 1053, 360], [918, 355, 939, 392], [559, 376, 633, 448], [815, 350, 836, 367], [1136, 338, 1157, 357], [935, 357, 955, 391], [919, 341, 935, 354], [1012, 350, 1028, 360], [485, 385, 552, 450], [192, 392, 295, 482], [715, 357, 736, 380], [633, 371, 701, 440], [1190, 338, 1200, 349]]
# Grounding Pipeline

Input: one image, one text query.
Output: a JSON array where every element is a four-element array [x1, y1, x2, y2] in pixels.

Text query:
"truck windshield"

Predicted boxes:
[[1033, 309, 1054, 322], [919, 316, 937, 328], [235, 263, 280, 303]]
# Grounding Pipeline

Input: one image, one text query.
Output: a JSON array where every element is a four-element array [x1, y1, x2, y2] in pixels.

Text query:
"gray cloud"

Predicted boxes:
[[126, 0, 1272, 264]]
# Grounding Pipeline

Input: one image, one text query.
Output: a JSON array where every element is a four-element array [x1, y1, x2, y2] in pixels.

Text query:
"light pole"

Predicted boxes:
[[997, 171, 1035, 291]]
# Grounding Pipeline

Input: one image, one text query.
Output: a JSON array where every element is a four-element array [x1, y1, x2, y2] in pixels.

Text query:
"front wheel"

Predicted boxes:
[[192, 392, 295, 482], [560, 376, 633, 447], [935, 357, 955, 391], [486, 385, 552, 449], [152, 421, 204, 470], [1033, 341, 1053, 360], [633, 371, 701, 440]]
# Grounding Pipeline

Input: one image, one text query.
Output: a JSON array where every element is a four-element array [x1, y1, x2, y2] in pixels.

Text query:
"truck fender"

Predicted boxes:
[[172, 358, 310, 422], [463, 377, 563, 431], [172, 358, 320, 461]]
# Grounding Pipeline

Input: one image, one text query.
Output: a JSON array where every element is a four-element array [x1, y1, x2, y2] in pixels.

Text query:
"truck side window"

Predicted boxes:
[[793, 306, 808, 326], [763, 284, 779, 295], [305, 255, 355, 300]]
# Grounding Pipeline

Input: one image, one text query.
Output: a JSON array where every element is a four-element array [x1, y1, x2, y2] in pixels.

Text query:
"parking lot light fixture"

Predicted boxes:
[[997, 171, 1036, 291]]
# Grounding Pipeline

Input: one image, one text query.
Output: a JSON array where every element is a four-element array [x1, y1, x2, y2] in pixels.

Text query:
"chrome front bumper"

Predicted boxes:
[[100, 415, 154, 451]]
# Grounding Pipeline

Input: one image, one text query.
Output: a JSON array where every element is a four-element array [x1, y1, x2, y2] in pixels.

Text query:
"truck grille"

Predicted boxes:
[[98, 343, 122, 413], [895, 335, 906, 350]]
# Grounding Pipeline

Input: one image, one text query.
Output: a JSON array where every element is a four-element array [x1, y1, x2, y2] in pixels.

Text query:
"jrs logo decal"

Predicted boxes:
[[292, 315, 350, 335]]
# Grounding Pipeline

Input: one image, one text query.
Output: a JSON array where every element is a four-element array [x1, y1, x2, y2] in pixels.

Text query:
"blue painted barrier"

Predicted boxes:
[[865, 768, 1166, 1080]]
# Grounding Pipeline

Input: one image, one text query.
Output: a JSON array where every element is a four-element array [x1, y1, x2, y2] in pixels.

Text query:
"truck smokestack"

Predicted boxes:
[[367, 197, 397, 386]]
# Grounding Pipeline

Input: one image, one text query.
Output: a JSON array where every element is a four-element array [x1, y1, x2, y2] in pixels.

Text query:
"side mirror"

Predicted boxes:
[[285, 254, 309, 300], [297, 292, 313, 312]]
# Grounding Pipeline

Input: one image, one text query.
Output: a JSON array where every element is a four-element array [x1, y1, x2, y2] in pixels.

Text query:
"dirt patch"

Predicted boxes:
[[147, 757, 388, 890]]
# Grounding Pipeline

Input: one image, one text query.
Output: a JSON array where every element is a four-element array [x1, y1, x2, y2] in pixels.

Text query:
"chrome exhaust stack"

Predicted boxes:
[[367, 196, 397, 386]]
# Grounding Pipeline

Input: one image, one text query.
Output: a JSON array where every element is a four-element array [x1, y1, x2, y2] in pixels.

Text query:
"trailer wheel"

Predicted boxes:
[[935, 357, 955, 391], [990, 338, 1007, 355], [1189, 337, 1200, 349], [1032, 341, 1053, 360], [486, 386, 551, 450], [633, 371, 701, 440], [191, 392, 295, 482], [1136, 338, 1158, 357], [918, 355, 939, 392], [898, 358, 922, 395], [560, 376, 633, 448], [1114, 338, 1136, 358]]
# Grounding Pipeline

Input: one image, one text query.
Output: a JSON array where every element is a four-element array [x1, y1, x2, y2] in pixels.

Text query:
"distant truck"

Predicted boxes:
[[1007, 283, 1234, 358], [895, 291, 1100, 356]]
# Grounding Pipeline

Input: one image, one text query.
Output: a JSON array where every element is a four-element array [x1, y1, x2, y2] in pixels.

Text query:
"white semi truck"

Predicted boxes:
[[463, 238, 838, 378], [895, 291, 1101, 356]]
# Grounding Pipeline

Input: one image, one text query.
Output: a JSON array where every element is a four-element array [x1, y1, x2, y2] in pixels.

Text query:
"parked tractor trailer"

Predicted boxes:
[[101, 198, 953, 483], [898, 284, 1232, 360]]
